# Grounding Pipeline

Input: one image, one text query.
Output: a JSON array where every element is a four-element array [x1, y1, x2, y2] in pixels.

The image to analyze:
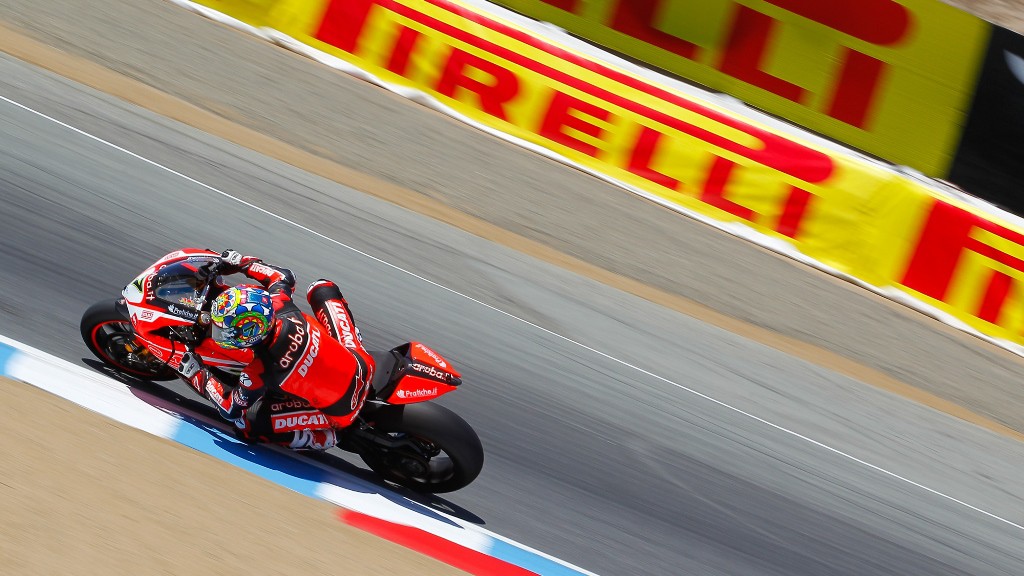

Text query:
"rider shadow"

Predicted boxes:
[[81, 358, 486, 526], [81, 359, 209, 413]]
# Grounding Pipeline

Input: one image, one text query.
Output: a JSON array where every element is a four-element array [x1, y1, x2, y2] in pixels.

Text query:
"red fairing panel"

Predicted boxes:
[[386, 342, 460, 404], [408, 342, 461, 378], [123, 248, 246, 368], [388, 375, 458, 404]]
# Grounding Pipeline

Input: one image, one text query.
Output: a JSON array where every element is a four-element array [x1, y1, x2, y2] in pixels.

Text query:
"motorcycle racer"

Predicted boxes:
[[83, 247, 483, 492], [149, 248, 375, 450]]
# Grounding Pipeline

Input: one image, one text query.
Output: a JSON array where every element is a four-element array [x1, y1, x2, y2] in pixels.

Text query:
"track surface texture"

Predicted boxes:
[[3, 0, 1024, 435], [2, 1, 1024, 575]]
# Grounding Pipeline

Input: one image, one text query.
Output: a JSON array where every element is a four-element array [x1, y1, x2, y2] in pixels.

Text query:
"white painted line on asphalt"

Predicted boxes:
[[2, 92, 1022, 536]]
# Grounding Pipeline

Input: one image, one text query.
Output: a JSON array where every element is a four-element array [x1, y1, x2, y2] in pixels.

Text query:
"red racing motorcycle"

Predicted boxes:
[[80, 250, 483, 493]]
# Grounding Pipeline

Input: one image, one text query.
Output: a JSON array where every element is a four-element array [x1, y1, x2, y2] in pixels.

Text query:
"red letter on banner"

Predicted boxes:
[[902, 200, 1024, 324], [776, 186, 812, 238], [901, 201, 981, 302], [699, 156, 814, 238], [436, 50, 520, 121], [826, 49, 886, 129], [762, 0, 912, 129], [627, 126, 681, 191], [765, 0, 911, 46], [539, 91, 612, 157], [700, 156, 754, 220], [316, 0, 377, 53], [610, 0, 699, 60], [386, 27, 424, 76], [719, 6, 805, 103], [978, 270, 1015, 325]]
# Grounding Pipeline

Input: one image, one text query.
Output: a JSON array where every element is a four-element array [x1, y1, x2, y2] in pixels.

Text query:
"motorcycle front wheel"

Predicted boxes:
[[80, 298, 177, 381], [358, 403, 484, 493]]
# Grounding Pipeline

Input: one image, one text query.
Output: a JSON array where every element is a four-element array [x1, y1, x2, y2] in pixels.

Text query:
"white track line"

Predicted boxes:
[[3, 93, 1023, 533]]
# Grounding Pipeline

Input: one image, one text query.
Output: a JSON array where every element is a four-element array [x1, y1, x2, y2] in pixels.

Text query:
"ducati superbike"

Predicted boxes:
[[80, 250, 483, 493]]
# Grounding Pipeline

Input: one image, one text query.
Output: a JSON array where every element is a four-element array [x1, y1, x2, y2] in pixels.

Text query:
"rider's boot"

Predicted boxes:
[[289, 429, 338, 451]]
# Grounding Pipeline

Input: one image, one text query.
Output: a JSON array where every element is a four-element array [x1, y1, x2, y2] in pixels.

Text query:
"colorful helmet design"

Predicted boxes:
[[210, 286, 274, 349]]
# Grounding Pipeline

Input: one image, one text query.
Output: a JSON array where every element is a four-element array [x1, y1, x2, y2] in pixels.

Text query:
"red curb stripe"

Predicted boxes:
[[339, 509, 539, 576]]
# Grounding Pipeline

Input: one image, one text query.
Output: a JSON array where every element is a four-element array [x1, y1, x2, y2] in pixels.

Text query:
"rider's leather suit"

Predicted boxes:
[[139, 251, 375, 450]]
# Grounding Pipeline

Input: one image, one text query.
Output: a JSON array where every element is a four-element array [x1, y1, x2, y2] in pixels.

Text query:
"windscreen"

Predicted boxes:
[[151, 261, 204, 307]]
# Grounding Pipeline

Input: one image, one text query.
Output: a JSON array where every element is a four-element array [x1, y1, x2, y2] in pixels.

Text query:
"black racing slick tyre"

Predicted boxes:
[[80, 298, 177, 381], [359, 403, 484, 493]]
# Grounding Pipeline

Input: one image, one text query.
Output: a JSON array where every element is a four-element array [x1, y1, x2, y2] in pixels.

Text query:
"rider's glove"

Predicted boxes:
[[220, 249, 261, 275], [222, 249, 244, 267], [176, 352, 203, 379]]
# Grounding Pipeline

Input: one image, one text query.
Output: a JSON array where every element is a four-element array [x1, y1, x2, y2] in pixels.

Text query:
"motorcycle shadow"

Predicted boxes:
[[303, 449, 485, 525], [81, 359, 486, 526]]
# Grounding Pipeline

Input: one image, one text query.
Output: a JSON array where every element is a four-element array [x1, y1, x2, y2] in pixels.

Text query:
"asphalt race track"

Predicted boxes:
[[3, 47, 1024, 575]]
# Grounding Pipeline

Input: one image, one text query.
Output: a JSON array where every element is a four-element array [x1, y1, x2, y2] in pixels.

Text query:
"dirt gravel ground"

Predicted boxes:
[[2, 1, 1024, 574], [0, 379, 467, 575]]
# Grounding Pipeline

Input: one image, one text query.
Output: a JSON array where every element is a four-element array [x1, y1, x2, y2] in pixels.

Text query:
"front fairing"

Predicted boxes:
[[123, 249, 221, 307], [121, 249, 252, 370]]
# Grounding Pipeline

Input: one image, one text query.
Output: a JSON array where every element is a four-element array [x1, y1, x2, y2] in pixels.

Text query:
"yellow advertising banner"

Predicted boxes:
[[189, 0, 1024, 349], [193, 0, 328, 29], [489, 0, 990, 179], [898, 196, 1024, 342]]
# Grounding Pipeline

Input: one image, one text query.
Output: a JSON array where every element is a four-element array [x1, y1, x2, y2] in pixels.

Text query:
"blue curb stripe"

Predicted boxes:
[[0, 342, 19, 376], [169, 417, 330, 498], [168, 416, 591, 575]]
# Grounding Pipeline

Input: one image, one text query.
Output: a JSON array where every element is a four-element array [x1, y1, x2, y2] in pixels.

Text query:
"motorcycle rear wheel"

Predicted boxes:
[[359, 403, 484, 493], [80, 298, 177, 381]]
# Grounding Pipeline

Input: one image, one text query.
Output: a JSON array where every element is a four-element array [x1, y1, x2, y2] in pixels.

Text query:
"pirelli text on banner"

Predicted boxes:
[[489, 0, 989, 180], [311, 0, 855, 241], [184, 0, 1024, 351], [901, 199, 1024, 340]]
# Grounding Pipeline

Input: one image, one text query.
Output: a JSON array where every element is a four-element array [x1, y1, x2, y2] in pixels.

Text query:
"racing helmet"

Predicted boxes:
[[210, 285, 275, 349]]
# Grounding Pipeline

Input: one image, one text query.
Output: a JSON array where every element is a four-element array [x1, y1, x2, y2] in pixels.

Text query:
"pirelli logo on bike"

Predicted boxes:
[[271, 410, 330, 432]]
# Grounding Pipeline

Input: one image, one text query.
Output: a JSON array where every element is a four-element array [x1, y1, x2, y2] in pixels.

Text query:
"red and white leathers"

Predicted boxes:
[[127, 249, 375, 449], [187, 260, 375, 450]]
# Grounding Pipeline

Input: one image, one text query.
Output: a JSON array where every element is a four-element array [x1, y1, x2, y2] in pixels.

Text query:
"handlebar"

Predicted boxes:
[[169, 258, 225, 348], [195, 259, 224, 312]]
